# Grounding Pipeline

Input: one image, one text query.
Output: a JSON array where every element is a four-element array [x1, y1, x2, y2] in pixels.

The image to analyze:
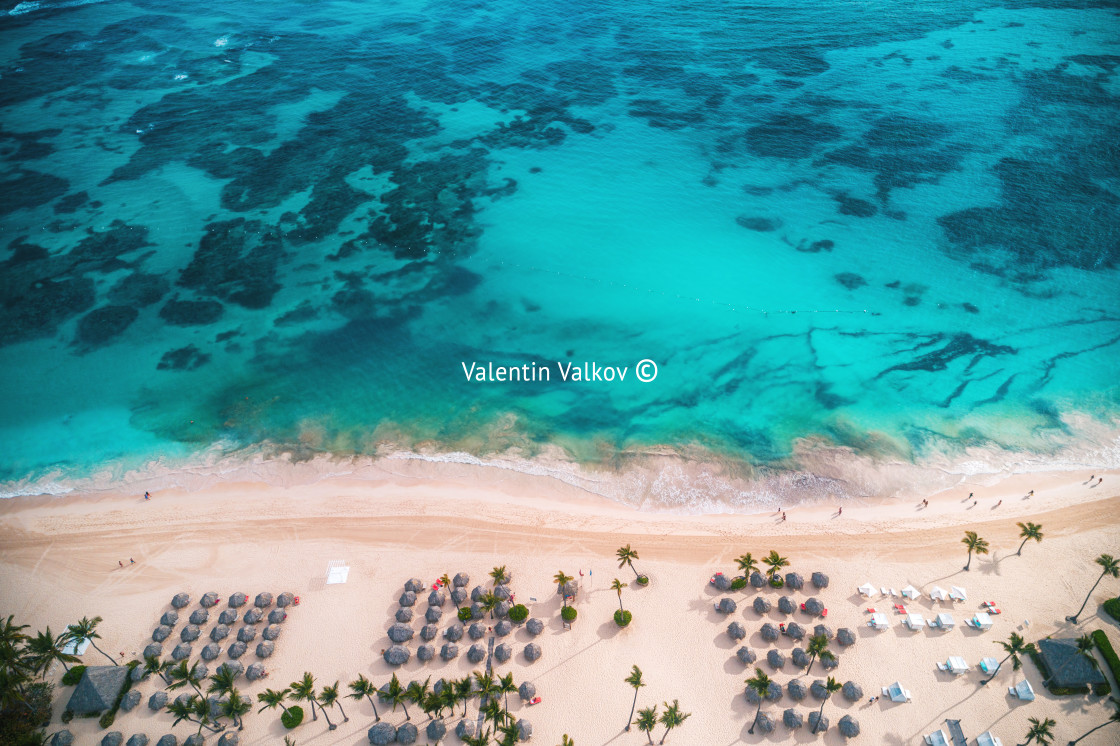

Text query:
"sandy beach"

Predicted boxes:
[[2, 462, 1119, 745]]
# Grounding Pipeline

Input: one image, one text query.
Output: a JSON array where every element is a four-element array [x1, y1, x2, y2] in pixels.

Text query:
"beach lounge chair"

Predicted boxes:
[[1009, 680, 1034, 701], [529, 696, 541, 705], [936, 662, 948, 671], [977, 731, 1004, 746], [946, 719, 967, 746], [821, 608, 828, 617], [881, 586, 888, 595], [979, 657, 1000, 675], [894, 604, 906, 614], [924, 729, 949, 746], [866, 608, 877, 614], [890, 588, 898, 597]]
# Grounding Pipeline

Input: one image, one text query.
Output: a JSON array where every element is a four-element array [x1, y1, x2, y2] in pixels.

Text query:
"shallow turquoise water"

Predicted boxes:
[[1, 0, 1118, 497]]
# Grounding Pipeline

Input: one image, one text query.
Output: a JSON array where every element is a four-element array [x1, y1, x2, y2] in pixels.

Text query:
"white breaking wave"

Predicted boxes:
[[9, 0, 113, 16]]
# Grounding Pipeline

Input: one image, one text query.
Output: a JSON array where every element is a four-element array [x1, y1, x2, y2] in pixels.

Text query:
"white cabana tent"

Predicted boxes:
[[979, 657, 1000, 675], [869, 612, 889, 630], [947, 656, 970, 674], [929, 586, 947, 601], [901, 585, 920, 600], [883, 681, 911, 703], [949, 585, 968, 601], [924, 729, 948, 745], [857, 583, 877, 597], [904, 613, 926, 630], [970, 612, 993, 631], [61, 638, 90, 656], [326, 560, 350, 584], [1009, 679, 1035, 701], [932, 613, 955, 630], [977, 731, 1004, 746]]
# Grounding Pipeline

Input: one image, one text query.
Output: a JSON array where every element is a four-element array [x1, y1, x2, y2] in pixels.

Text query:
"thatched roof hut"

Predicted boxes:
[[810, 679, 831, 700], [171, 644, 191, 661], [189, 609, 208, 626], [744, 686, 763, 705], [420, 624, 438, 641], [399, 591, 417, 608], [778, 596, 796, 615], [495, 643, 512, 663], [256, 642, 274, 658], [243, 608, 263, 625], [494, 585, 512, 600], [120, 689, 141, 711], [713, 573, 733, 591], [268, 609, 287, 624], [126, 735, 149, 746], [842, 681, 862, 701], [388, 624, 414, 644], [760, 623, 779, 641], [756, 711, 775, 733], [753, 597, 772, 614], [495, 620, 512, 637], [425, 720, 446, 743], [450, 588, 467, 605], [155, 737, 176, 746], [786, 573, 804, 590], [276, 592, 295, 608], [100, 736, 123, 746], [404, 578, 424, 593], [814, 624, 833, 640], [367, 721, 395, 745], [517, 719, 533, 741], [160, 611, 178, 627], [143, 643, 162, 659], [444, 623, 463, 642], [148, 691, 168, 711], [228, 592, 247, 607], [495, 601, 511, 618], [767, 649, 785, 669], [236, 627, 256, 643], [210, 624, 230, 642], [198, 592, 219, 608], [218, 609, 237, 626], [786, 622, 805, 640], [716, 598, 737, 614], [246, 663, 266, 681], [262, 625, 281, 641], [453, 572, 469, 587], [791, 647, 810, 668], [518, 681, 536, 700], [784, 709, 804, 729], [217, 734, 238, 746], [396, 722, 418, 744], [470, 602, 484, 620], [787, 679, 807, 701], [749, 572, 766, 588], [200, 643, 220, 661], [468, 623, 485, 640], [171, 593, 190, 609], [821, 653, 839, 670], [524, 643, 541, 662], [808, 712, 829, 733], [736, 647, 756, 664], [218, 661, 243, 678], [804, 598, 825, 616], [837, 628, 856, 646], [152, 626, 171, 642], [440, 643, 458, 661], [526, 618, 544, 636], [253, 592, 273, 609], [766, 681, 782, 701], [470, 585, 486, 603], [66, 666, 129, 714], [467, 644, 486, 663], [428, 590, 446, 607], [455, 720, 475, 740], [838, 714, 859, 737], [180, 624, 200, 642], [184, 736, 204, 746], [417, 644, 434, 662], [728, 622, 746, 641], [811, 572, 828, 589], [383, 645, 409, 665], [227, 641, 247, 659], [396, 608, 413, 624]]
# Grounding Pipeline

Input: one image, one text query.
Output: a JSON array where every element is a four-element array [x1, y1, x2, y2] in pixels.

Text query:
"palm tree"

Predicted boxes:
[[1044, 635, 1097, 688], [317, 681, 346, 730], [961, 531, 989, 571], [453, 675, 473, 717], [386, 672, 410, 719], [438, 679, 457, 718], [479, 698, 505, 730], [440, 573, 452, 589], [1016, 522, 1044, 555], [762, 550, 790, 581], [167, 660, 206, 697], [634, 705, 658, 744], [1068, 697, 1120, 744], [616, 545, 640, 578], [497, 672, 517, 712], [611, 579, 628, 612], [490, 566, 509, 586], [256, 687, 292, 717], [167, 695, 218, 736], [406, 676, 431, 718], [220, 689, 251, 731], [289, 672, 319, 721], [559, 736, 574, 746], [657, 699, 690, 744], [66, 616, 116, 665], [554, 571, 574, 606], [480, 592, 499, 619], [805, 633, 835, 674], [1067, 554, 1120, 623], [1020, 716, 1056, 745], [208, 666, 238, 697], [348, 674, 380, 721], [27, 627, 80, 676], [813, 677, 842, 733], [473, 671, 496, 709], [983, 632, 1037, 685], [142, 654, 172, 685], [745, 668, 772, 734], [497, 721, 520, 746], [735, 553, 758, 583], [623, 665, 645, 731]]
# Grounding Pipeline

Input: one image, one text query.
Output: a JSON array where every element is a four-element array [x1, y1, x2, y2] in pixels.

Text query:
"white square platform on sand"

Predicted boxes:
[[326, 560, 350, 584], [61, 638, 90, 655]]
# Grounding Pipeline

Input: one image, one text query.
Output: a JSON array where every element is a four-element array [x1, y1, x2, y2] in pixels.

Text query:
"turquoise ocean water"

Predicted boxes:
[[1, 0, 1119, 506]]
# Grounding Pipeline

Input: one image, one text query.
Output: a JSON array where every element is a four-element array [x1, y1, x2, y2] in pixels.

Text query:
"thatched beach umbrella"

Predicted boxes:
[[267, 609, 287, 624], [236, 627, 256, 643], [189, 609, 208, 626], [470, 602, 484, 620], [784, 709, 804, 729], [396, 722, 418, 744], [388, 624, 414, 644], [455, 720, 475, 740], [756, 711, 775, 733], [200, 643, 220, 661], [217, 734, 237, 746], [156, 737, 176, 746], [210, 625, 229, 642], [171, 593, 190, 609], [517, 719, 532, 741], [450, 588, 467, 605], [152, 626, 171, 642], [417, 644, 435, 662], [814, 624, 834, 640], [425, 720, 446, 743], [526, 618, 544, 636], [243, 608, 263, 625], [148, 692, 168, 711], [495, 643, 513, 663], [737, 647, 756, 664], [276, 592, 295, 608], [558, 580, 578, 598], [495, 620, 512, 637], [468, 623, 486, 640], [199, 592, 219, 608], [750, 572, 766, 588], [171, 644, 191, 661], [453, 572, 469, 587], [404, 578, 424, 593], [218, 609, 237, 625], [467, 644, 486, 663], [842, 681, 862, 702], [822, 653, 839, 670], [444, 622, 463, 642], [254, 592, 273, 608], [810, 679, 831, 700], [207, 696, 226, 720], [766, 681, 783, 701], [246, 663, 266, 681], [432, 678, 448, 696], [716, 598, 737, 614], [143, 643, 162, 659], [811, 572, 829, 589], [494, 585, 512, 600], [255, 641, 274, 658], [838, 628, 856, 646], [396, 608, 413, 623], [130, 666, 147, 683], [218, 661, 243, 678], [420, 624, 438, 641], [786, 622, 805, 640], [727, 622, 746, 641], [838, 714, 860, 737], [160, 611, 178, 627], [428, 590, 446, 607], [804, 598, 825, 617], [518, 681, 536, 700], [524, 643, 541, 662], [809, 712, 829, 733], [495, 601, 511, 618], [761, 623, 779, 642], [120, 690, 141, 711], [228, 592, 247, 608], [227, 641, 247, 659], [745, 686, 763, 705], [440, 643, 458, 661], [470, 585, 486, 603], [713, 573, 733, 591], [792, 647, 810, 668], [383, 645, 409, 665], [51, 732, 73, 746], [787, 679, 807, 701], [126, 735, 148, 746], [753, 597, 772, 614], [786, 572, 804, 590], [262, 625, 281, 641], [181, 625, 200, 642], [778, 596, 796, 615], [767, 649, 785, 669], [368, 721, 395, 745], [399, 591, 416, 608], [184, 735, 204, 746]]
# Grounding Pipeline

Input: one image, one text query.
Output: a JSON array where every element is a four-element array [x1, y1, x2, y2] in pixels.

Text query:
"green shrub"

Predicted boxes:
[[561, 606, 577, 623], [0, 681, 53, 746], [281, 705, 304, 729], [614, 610, 632, 627], [730, 577, 746, 591], [457, 607, 472, 623], [1104, 598, 1120, 624], [1093, 682, 1112, 696], [98, 712, 115, 729], [61, 666, 86, 686], [1092, 630, 1120, 688], [60, 710, 73, 724], [636, 575, 649, 586], [769, 575, 785, 589], [508, 604, 529, 623]]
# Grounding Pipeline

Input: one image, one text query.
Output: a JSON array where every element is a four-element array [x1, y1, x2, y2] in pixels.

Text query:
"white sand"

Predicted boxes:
[[1, 464, 1119, 745]]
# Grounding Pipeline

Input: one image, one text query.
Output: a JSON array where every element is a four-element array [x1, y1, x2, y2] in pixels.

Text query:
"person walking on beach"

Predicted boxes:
[[782, 512, 787, 521], [144, 491, 150, 500], [995, 500, 1001, 508], [838, 506, 842, 516], [968, 492, 973, 500], [1098, 478, 1103, 485], [130, 558, 135, 564], [1027, 490, 1034, 497], [118, 560, 123, 567]]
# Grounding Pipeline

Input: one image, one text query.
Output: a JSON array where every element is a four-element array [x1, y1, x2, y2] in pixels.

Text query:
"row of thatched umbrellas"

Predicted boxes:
[[715, 594, 827, 616], [171, 591, 295, 610], [712, 571, 830, 592], [52, 731, 242, 746], [746, 709, 860, 736]]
